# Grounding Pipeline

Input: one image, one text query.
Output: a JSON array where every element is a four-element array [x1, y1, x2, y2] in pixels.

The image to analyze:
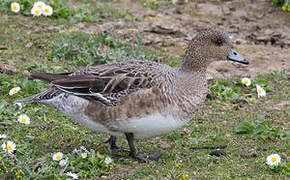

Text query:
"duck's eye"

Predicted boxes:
[[216, 39, 223, 46]]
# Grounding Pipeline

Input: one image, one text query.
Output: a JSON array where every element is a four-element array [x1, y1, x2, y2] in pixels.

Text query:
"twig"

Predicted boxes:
[[0, 46, 8, 50], [189, 145, 227, 150], [0, 122, 13, 126]]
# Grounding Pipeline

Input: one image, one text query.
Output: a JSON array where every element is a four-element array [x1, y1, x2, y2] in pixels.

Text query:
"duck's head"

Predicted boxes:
[[181, 28, 249, 72]]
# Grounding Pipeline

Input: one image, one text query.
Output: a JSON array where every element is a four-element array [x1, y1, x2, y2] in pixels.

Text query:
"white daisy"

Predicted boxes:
[[52, 152, 63, 161], [241, 77, 251, 87], [256, 84, 266, 98], [18, 114, 30, 125], [2, 141, 16, 154], [33, 1, 46, 10], [66, 172, 78, 179], [43, 5, 53, 16], [59, 159, 67, 167], [11, 2, 20, 13], [104, 157, 112, 165], [266, 154, 281, 166], [0, 134, 7, 139], [9, 87, 21, 96], [15, 103, 22, 110], [31, 7, 42, 16], [81, 152, 87, 159]]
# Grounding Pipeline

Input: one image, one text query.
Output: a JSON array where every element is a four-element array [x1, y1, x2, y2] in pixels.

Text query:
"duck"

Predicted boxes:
[[17, 28, 249, 162]]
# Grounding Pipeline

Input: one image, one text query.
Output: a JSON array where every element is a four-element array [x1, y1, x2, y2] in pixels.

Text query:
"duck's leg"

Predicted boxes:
[[105, 136, 129, 152], [125, 133, 162, 162]]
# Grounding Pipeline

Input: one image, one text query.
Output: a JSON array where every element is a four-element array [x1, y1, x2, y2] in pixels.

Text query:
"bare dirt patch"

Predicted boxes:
[[71, 0, 290, 78]]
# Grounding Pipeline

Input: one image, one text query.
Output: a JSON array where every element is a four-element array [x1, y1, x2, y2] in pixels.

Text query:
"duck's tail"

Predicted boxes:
[[16, 94, 40, 103], [16, 87, 62, 103], [17, 72, 71, 103]]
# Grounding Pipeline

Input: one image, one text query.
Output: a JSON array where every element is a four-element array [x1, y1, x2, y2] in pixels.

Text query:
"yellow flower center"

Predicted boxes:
[[56, 155, 61, 160], [35, 10, 40, 14], [258, 89, 262, 93], [21, 118, 27, 123], [271, 156, 277, 162], [82, 154, 86, 158], [45, 8, 49, 13], [181, 174, 188, 180], [38, 5, 42, 8], [13, 89, 17, 93], [13, 5, 18, 10], [244, 80, 248, 84], [17, 170, 24, 175], [7, 145, 12, 150]]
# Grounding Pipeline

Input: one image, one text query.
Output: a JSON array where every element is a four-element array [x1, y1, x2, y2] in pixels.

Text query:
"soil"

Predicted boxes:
[[73, 0, 290, 79]]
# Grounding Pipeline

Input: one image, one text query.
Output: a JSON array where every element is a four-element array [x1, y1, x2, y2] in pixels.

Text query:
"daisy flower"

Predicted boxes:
[[33, 1, 46, 10], [43, 5, 53, 16], [0, 134, 7, 139], [9, 87, 21, 96], [53, 152, 63, 161], [31, 7, 42, 16], [59, 159, 67, 167], [266, 154, 281, 167], [104, 157, 112, 165], [18, 114, 30, 125], [66, 172, 78, 179], [11, 2, 20, 13], [241, 77, 251, 87], [2, 141, 16, 154], [15, 103, 22, 110], [256, 84, 266, 98], [81, 152, 87, 159]]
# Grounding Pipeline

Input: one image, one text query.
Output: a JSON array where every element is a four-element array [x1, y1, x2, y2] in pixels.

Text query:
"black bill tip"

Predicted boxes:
[[228, 49, 249, 64]]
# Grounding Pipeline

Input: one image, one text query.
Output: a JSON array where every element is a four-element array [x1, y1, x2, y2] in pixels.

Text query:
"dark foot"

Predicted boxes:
[[125, 132, 162, 162], [110, 145, 130, 152], [105, 136, 129, 152], [133, 152, 162, 162]]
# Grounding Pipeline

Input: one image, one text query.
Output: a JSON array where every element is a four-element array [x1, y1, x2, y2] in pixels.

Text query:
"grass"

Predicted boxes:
[[0, 0, 290, 179], [41, 31, 163, 66], [0, 0, 141, 23]]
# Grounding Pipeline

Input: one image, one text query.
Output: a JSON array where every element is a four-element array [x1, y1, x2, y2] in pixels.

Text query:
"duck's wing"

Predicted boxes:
[[51, 61, 165, 106], [29, 72, 72, 82]]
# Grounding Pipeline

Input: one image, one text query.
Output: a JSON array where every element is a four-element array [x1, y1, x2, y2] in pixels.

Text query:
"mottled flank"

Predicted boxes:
[[17, 29, 245, 140]]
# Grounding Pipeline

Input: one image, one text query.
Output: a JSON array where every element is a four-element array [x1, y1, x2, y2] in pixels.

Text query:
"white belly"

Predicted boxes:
[[67, 111, 187, 139], [45, 94, 187, 139], [113, 112, 187, 139]]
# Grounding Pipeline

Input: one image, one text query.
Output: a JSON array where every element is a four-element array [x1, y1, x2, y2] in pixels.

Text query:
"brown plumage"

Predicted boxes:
[[17, 28, 248, 162]]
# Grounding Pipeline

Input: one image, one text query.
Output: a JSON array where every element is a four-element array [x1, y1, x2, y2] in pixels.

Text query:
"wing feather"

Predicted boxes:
[[50, 61, 169, 106]]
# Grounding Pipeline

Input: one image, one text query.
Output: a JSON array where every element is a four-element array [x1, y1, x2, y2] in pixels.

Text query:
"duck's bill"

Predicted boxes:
[[228, 49, 249, 64]]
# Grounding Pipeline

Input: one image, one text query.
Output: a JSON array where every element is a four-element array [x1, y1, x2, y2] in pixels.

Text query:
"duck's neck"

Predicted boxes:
[[178, 43, 208, 73], [179, 54, 208, 73], [173, 70, 207, 119]]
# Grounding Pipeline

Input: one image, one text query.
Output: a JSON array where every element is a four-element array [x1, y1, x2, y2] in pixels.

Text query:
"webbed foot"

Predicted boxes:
[[125, 133, 162, 162], [105, 136, 129, 152]]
